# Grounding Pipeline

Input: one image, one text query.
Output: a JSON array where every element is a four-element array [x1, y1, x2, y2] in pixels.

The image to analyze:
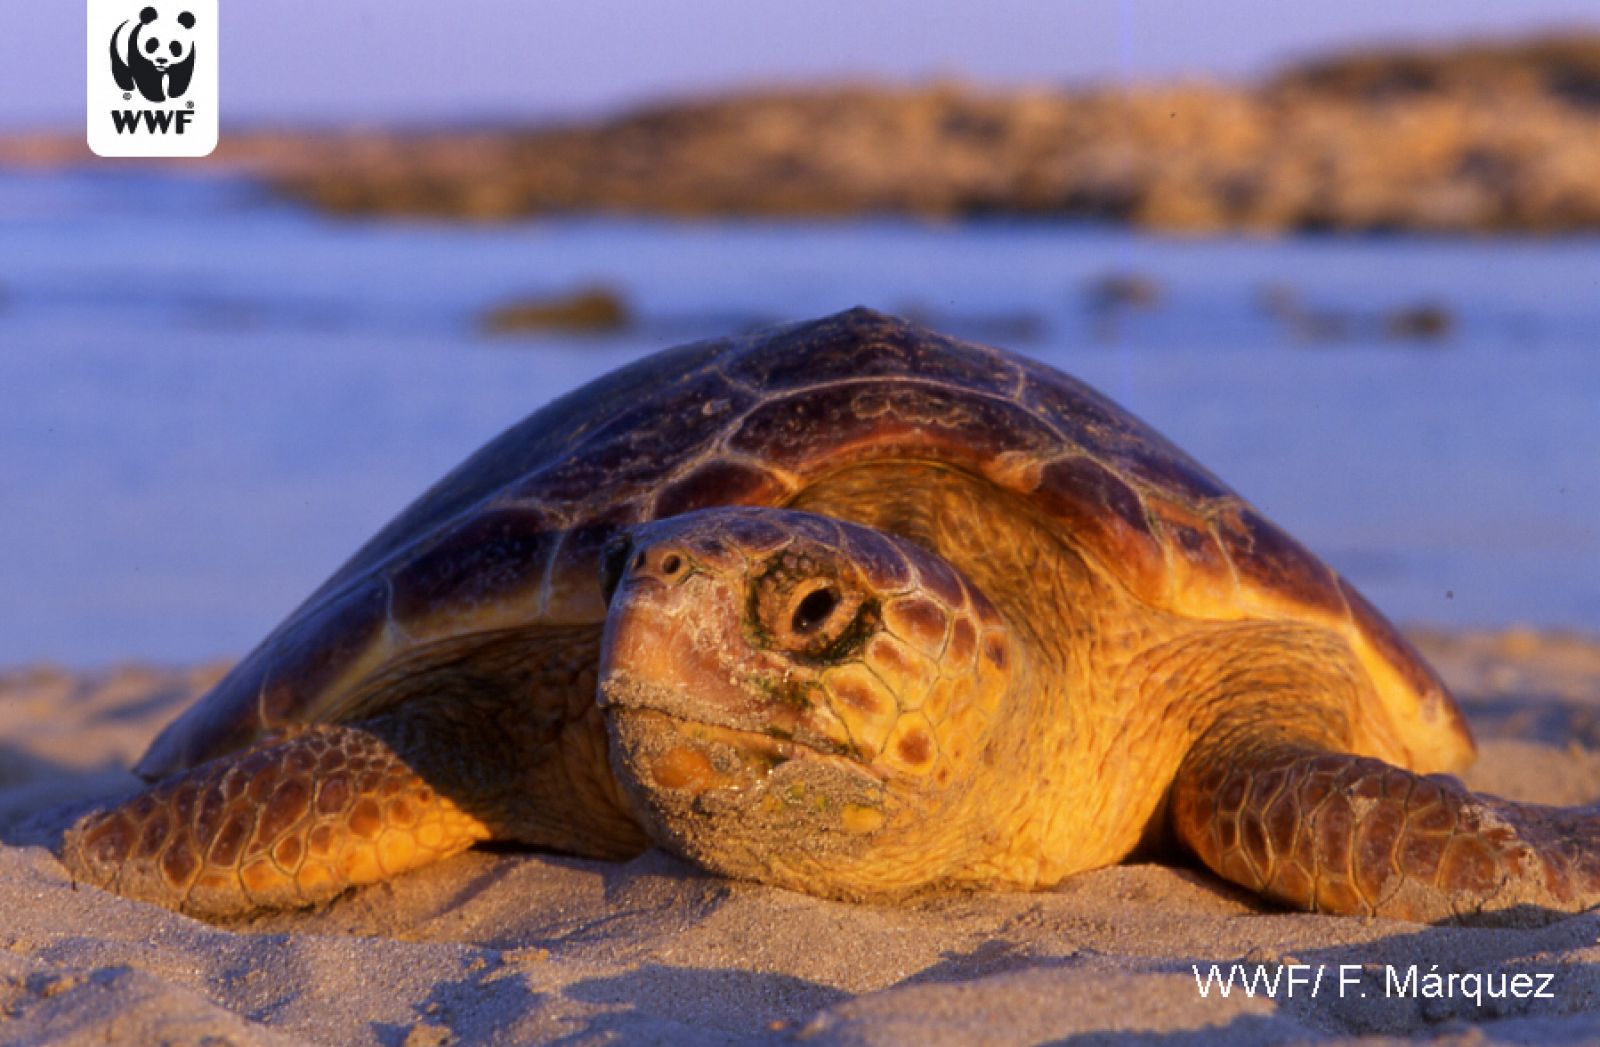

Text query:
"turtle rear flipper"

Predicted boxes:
[[1174, 722, 1600, 925], [63, 723, 494, 917]]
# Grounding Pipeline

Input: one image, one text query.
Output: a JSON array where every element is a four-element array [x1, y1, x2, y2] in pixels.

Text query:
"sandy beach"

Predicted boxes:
[[3, 629, 1600, 1044]]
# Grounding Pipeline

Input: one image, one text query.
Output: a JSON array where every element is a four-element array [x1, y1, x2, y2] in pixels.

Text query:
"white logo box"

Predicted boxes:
[[87, 0, 218, 158]]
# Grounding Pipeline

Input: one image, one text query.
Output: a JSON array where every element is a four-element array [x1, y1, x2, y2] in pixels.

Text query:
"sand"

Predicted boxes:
[[4, 630, 1600, 1045]]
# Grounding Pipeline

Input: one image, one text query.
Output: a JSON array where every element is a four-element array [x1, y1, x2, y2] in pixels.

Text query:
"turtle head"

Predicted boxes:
[[598, 507, 1016, 898]]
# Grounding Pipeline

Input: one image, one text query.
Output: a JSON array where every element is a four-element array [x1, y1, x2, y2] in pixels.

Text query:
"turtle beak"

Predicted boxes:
[[597, 557, 746, 717]]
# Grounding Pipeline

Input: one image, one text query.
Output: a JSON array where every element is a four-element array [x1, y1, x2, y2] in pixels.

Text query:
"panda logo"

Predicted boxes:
[[109, 6, 198, 104]]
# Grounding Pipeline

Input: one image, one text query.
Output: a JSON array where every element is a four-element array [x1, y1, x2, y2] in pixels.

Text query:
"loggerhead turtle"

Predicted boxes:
[[63, 308, 1600, 923]]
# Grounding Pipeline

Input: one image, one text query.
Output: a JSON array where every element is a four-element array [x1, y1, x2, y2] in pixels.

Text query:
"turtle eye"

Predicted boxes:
[[752, 553, 876, 660], [790, 584, 839, 635]]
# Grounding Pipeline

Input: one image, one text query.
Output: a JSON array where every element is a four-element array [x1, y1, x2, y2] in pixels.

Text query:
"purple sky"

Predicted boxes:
[[17, 0, 1600, 128]]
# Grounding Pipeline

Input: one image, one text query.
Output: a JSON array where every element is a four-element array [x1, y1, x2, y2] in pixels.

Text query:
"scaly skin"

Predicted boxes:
[[600, 507, 1020, 899], [63, 632, 648, 918], [64, 725, 490, 917], [1161, 631, 1600, 924], [1174, 742, 1600, 924]]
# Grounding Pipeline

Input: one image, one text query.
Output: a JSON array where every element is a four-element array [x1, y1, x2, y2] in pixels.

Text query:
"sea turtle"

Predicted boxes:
[[63, 308, 1600, 923]]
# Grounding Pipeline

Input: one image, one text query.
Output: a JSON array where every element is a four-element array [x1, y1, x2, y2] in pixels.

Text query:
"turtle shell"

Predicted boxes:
[[137, 308, 1471, 779]]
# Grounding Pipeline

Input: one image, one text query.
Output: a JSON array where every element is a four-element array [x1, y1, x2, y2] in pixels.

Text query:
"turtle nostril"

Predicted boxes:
[[625, 545, 689, 585]]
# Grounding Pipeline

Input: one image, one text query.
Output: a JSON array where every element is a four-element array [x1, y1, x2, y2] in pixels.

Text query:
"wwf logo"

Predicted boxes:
[[110, 6, 198, 104], [88, 0, 216, 157]]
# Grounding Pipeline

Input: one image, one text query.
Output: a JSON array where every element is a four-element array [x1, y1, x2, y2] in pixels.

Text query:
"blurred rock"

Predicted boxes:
[[1384, 302, 1455, 341], [481, 286, 632, 336], [1270, 34, 1600, 106], [1083, 272, 1164, 343], [1258, 284, 1353, 342], [1260, 284, 1456, 345], [1084, 273, 1163, 313], [9, 35, 1600, 233]]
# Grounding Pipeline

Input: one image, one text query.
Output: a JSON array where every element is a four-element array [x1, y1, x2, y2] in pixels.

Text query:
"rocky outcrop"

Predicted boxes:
[[9, 35, 1600, 233]]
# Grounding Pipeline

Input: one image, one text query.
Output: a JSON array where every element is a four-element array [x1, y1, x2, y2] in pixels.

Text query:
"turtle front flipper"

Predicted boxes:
[[62, 723, 492, 917], [1172, 735, 1600, 925]]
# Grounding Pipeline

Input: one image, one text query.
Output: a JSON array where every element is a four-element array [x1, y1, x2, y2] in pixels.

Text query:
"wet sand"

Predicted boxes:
[[3, 629, 1600, 1044]]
